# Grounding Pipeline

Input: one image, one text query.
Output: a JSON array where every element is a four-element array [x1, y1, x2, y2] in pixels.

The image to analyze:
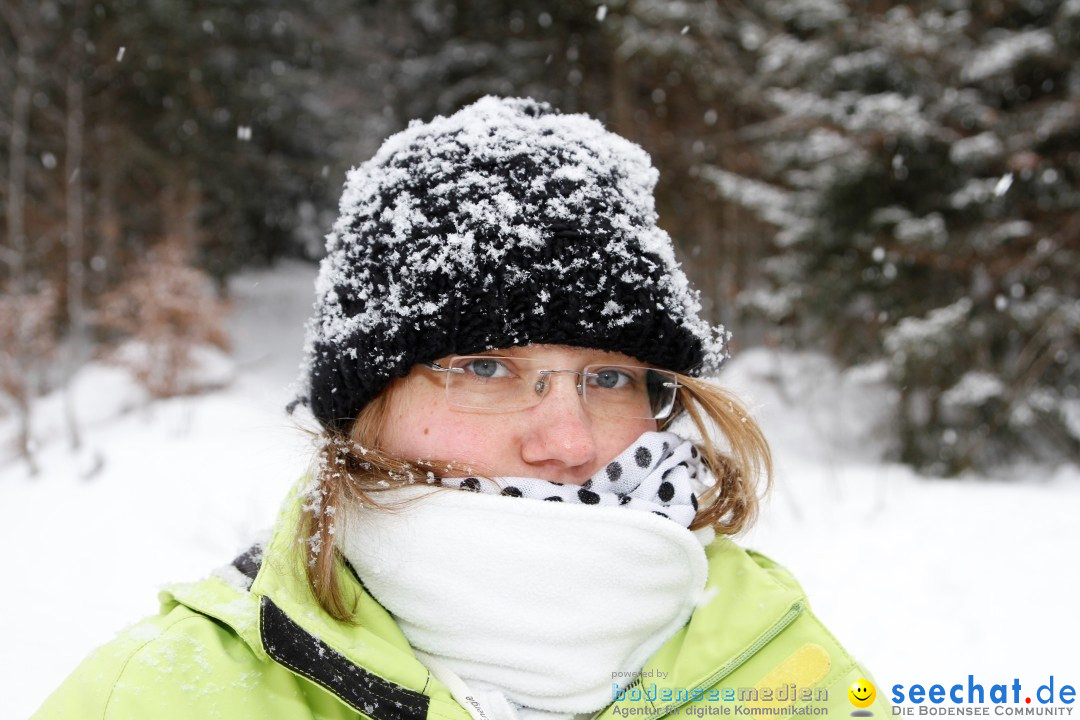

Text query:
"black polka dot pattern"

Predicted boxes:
[[635, 446, 652, 468], [433, 431, 711, 528]]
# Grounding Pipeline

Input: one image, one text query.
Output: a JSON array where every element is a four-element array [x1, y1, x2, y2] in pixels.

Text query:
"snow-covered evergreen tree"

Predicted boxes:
[[697, 0, 1079, 473]]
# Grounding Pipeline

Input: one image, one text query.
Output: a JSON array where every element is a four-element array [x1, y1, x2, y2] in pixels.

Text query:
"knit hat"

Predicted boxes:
[[288, 95, 729, 433]]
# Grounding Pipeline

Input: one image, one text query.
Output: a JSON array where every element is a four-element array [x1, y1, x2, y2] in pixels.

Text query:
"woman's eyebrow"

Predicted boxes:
[[461, 345, 651, 366]]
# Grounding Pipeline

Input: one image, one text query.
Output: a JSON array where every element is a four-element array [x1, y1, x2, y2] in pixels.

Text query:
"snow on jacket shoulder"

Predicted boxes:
[[32, 476, 891, 720]]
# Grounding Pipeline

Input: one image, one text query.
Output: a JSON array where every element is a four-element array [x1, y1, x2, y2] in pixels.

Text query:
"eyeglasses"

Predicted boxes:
[[422, 355, 682, 420]]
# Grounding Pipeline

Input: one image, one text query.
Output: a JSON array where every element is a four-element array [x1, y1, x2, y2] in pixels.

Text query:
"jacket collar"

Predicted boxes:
[[165, 475, 804, 720], [594, 538, 805, 719], [248, 475, 470, 720], [161, 475, 469, 720]]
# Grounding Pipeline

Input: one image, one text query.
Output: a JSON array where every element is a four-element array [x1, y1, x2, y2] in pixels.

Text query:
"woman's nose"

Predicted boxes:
[[518, 374, 597, 477]]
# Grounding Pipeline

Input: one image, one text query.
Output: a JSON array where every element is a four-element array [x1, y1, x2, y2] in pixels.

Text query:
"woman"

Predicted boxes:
[[33, 96, 888, 720]]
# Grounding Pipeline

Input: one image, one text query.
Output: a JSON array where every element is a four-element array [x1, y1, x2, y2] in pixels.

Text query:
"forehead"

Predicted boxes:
[[440, 344, 651, 366]]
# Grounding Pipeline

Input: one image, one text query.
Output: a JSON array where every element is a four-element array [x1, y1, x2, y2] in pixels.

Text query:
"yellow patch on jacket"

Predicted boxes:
[[739, 643, 832, 710]]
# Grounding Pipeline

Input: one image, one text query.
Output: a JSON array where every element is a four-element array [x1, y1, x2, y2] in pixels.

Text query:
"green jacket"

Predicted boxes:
[[33, 477, 891, 720]]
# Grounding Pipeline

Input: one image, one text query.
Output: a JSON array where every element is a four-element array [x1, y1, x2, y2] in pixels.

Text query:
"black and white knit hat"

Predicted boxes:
[[289, 95, 729, 433]]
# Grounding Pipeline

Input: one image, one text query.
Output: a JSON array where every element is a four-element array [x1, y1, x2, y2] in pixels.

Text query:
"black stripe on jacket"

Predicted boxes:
[[260, 596, 431, 720]]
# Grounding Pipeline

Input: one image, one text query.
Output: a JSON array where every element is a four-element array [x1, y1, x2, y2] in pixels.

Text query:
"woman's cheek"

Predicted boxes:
[[598, 421, 657, 464], [417, 414, 512, 469]]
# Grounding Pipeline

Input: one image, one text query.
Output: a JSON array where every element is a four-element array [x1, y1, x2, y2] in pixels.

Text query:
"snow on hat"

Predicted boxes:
[[288, 95, 729, 433]]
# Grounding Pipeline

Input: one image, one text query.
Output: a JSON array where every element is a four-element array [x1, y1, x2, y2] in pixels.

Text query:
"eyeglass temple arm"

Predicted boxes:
[[423, 361, 465, 374]]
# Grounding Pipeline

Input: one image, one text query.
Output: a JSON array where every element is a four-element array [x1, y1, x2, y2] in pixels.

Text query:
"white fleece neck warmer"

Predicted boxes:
[[338, 433, 714, 720]]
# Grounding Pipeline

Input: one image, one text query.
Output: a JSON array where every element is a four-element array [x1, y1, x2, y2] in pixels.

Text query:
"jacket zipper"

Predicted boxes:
[[620, 600, 805, 720]]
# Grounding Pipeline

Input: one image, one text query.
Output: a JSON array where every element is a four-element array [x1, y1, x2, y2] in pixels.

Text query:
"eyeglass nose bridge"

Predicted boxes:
[[533, 368, 598, 396]]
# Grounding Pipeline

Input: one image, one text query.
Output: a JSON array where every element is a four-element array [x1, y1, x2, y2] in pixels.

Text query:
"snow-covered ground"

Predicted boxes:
[[2, 259, 1077, 719]]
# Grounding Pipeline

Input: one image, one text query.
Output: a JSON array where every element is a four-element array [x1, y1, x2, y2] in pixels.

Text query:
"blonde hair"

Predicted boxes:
[[296, 370, 772, 622]]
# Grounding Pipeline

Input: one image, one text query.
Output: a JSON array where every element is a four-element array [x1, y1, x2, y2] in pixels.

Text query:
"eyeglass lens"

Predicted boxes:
[[444, 356, 678, 420]]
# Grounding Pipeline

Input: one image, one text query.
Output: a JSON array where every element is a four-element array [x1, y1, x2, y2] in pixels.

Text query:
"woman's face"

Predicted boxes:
[[376, 344, 658, 485]]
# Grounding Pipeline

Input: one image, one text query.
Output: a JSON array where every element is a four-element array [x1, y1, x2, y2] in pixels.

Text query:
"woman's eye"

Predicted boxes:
[[463, 359, 511, 379], [590, 368, 632, 389]]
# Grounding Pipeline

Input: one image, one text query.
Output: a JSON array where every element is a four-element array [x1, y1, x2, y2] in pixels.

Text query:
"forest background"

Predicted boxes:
[[4, 0, 1079, 477]]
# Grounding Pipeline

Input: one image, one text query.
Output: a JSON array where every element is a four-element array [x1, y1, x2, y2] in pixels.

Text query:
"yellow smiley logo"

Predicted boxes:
[[848, 678, 876, 709]]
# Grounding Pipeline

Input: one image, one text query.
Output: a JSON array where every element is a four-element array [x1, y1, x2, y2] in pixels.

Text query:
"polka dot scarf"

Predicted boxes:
[[435, 431, 709, 528]]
